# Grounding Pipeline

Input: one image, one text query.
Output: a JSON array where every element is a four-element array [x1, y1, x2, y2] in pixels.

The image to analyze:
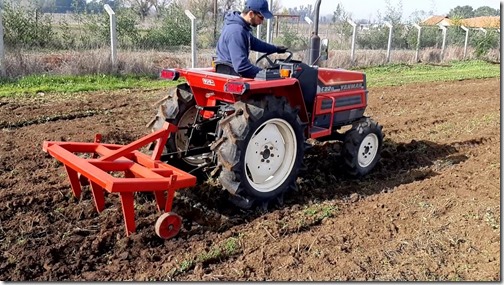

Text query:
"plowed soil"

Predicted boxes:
[[0, 78, 500, 281]]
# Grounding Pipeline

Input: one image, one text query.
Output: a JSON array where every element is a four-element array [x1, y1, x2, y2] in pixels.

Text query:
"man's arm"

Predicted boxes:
[[228, 32, 262, 78], [249, 35, 279, 54]]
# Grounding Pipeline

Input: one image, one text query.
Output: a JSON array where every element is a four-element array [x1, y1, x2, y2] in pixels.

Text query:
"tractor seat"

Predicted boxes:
[[214, 61, 240, 76]]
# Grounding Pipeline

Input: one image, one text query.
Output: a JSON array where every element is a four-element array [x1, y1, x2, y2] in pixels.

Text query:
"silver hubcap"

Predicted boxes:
[[358, 133, 379, 168], [244, 118, 297, 193]]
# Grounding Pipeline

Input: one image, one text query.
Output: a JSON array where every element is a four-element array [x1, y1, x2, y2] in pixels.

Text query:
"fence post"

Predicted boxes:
[[0, 0, 5, 77], [104, 5, 117, 68], [304, 16, 313, 43], [185, 10, 197, 68], [385, 21, 393, 63], [461, 25, 469, 59], [413, 23, 422, 62], [347, 19, 357, 64], [439, 24, 447, 61], [266, 0, 273, 43]]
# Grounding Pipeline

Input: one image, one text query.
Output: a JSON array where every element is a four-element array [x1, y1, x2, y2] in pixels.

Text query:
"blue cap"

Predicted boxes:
[[245, 0, 273, 19]]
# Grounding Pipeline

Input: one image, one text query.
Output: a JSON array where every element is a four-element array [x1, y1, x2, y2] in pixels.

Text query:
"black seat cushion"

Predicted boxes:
[[214, 61, 240, 76]]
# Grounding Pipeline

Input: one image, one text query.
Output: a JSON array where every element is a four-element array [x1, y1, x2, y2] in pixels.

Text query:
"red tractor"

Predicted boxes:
[[147, 1, 384, 210]]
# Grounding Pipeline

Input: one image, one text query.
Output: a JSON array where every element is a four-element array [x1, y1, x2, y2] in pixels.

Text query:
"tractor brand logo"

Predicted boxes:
[[202, 78, 215, 86], [320, 86, 334, 92], [319, 83, 363, 93], [340, 83, 363, 90]]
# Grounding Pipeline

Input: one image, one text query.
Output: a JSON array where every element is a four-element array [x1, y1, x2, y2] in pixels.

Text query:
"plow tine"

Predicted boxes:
[[120, 192, 136, 236], [90, 181, 106, 213], [64, 165, 82, 199], [164, 175, 178, 212], [165, 189, 175, 213], [154, 191, 166, 212]]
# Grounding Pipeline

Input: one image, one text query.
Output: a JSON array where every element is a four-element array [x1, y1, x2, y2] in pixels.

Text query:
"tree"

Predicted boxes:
[[181, 0, 212, 23], [85, 0, 121, 13], [219, 0, 241, 14], [407, 9, 429, 24], [383, 0, 402, 24], [123, 0, 156, 19], [332, 3, 346, 24], [151, 0, 173, 16], [474, 6, 499, 17], [448, 5, 475, 18]]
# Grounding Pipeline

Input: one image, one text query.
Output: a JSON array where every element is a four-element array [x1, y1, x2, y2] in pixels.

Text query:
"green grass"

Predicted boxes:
[[0, 60, 499, 97], [359, 60, 500, 87], [0, 74, 179, 97]]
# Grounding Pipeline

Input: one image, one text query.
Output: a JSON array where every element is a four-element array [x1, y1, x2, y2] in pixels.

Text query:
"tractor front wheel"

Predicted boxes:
[[342, 118, 383, 177], [215, 96, 305, 209]]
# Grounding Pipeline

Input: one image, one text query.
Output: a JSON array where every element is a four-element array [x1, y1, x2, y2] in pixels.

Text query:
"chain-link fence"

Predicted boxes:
[[0, 1, 500, 78]]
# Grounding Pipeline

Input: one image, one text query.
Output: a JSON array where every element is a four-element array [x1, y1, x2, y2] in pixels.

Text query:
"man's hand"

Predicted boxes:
[[276, 46, 288, 53]]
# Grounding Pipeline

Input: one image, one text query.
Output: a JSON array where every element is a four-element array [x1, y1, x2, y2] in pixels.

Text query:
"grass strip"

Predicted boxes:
[[0, 60, 498, 97]]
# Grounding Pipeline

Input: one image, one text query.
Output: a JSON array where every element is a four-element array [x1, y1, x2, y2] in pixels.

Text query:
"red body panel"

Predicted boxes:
[[176, 68, 309, 123], [317, 68, 365, 85], [174, 66, 367, 137]]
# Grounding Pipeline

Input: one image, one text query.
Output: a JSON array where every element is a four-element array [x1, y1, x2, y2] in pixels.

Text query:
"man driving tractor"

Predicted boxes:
[[216, 0, 287, 78]]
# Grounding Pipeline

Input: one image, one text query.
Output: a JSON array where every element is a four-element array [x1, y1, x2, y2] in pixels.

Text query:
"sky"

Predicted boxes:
[[276, 0, 501, 21]]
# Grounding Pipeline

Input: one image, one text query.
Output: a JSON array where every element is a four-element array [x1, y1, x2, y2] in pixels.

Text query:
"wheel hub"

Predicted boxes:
[[261, 147, 271, 160], [175, 106, 210, 166]]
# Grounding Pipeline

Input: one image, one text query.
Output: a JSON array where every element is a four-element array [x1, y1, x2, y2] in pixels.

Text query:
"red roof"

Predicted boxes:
[[420, 15, 449, 26], [420, 15, 500, 29]]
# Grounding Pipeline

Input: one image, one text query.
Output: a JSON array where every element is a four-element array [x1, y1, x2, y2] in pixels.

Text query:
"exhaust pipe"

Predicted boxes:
[[308, 0, 322, 66]]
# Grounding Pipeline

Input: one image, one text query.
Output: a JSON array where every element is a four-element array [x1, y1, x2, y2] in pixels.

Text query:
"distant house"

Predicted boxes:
[[421, 15, 452, 27], [420, 15, 500, 29]]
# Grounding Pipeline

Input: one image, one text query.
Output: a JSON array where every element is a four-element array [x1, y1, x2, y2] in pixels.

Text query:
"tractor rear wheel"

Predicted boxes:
[[148, 83, 211, 173], [342, 117, 383, 177], [215, 96, 305, 209]]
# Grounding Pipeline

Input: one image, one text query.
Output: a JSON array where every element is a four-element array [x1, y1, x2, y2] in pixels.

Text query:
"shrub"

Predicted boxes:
[[273, 24, 309, 50], [140, 4, 191, 49], [2, 2, 55, 48], [472, 31, 500, 58]]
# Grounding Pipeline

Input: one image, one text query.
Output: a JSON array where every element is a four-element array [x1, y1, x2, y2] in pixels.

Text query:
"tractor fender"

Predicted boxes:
[[242, 81, 309, 126]]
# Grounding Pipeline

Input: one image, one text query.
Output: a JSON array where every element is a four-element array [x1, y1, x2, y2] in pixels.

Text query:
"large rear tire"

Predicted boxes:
[[342, 117, 383, 177], [215, 96, 305, 209], [147, 83, 211, 173]]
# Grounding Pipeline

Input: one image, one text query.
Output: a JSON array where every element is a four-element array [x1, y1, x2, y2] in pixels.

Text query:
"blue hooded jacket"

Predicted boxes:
[[216, 11, 278, 78]]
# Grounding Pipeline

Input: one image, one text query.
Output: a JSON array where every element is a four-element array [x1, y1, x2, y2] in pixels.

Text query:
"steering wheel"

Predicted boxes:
[[255, 51, 293, 69]]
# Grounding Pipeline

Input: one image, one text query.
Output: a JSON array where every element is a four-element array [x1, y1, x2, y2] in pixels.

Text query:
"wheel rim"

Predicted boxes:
[[155, 212, 182, 239], [175, 106, 209, 166], [244, 118, 297, 193], [358, 133, 379, 168]]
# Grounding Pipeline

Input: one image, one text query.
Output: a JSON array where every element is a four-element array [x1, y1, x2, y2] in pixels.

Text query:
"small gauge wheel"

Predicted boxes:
[[155, 212, 182, 239]]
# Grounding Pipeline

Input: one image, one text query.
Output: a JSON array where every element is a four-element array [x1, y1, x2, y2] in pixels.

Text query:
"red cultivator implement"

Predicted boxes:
[[42, 122, 197, 239]]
